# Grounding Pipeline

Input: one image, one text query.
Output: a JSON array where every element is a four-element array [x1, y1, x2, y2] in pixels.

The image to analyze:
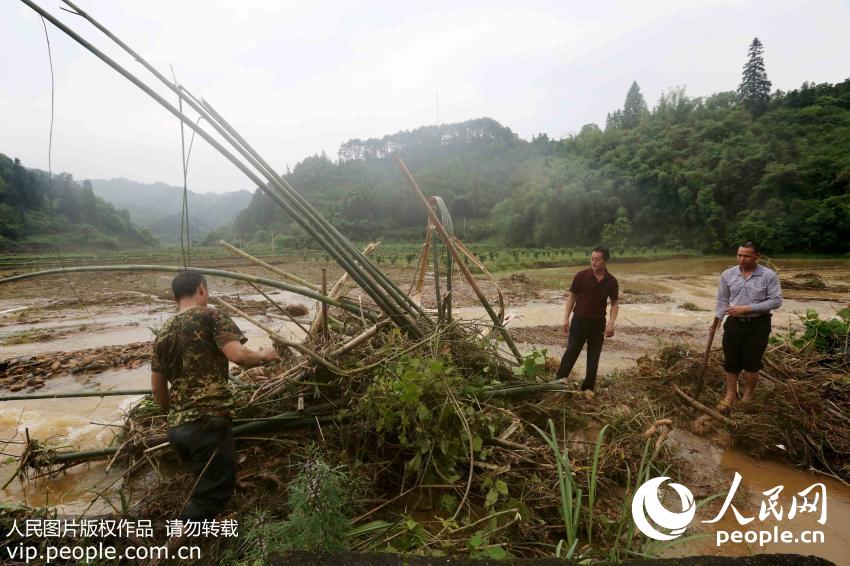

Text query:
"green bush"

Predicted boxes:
[[225, 453, 352, 564], [357, 354, 500, 483], [788, 308, 850, 355], [278, 454, 351, 553]]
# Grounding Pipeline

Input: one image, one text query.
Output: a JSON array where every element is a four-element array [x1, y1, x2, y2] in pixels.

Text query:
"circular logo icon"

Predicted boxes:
[[632, 476, 696, 540]]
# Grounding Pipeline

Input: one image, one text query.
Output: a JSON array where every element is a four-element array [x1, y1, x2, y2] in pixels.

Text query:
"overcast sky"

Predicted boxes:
[[2, 0, 848, 194]]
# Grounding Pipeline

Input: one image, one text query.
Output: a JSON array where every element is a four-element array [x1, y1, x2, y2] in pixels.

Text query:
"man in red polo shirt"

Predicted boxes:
[[555, 246, 619, 395]]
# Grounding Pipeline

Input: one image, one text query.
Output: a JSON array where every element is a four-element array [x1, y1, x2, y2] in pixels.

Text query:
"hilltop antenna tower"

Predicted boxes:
[[436, 90, 440, 125]]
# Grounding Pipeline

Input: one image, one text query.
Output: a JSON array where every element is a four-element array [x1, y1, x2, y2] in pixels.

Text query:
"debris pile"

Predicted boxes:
[[620, 341, 850, 483], [0, 342, 151, 391], [782, 271, 850, 293]]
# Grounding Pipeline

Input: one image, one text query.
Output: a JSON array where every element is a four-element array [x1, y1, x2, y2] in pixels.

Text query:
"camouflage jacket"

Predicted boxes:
[[151, 306, 246, 427]]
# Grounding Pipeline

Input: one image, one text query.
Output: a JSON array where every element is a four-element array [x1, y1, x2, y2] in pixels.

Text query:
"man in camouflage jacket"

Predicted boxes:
[[151, 271, 279, 521]]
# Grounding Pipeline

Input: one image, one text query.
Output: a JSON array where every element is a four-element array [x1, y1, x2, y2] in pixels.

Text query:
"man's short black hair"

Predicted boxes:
[[592, 246, 611, 261], [172, 272, 207, 301], [739, 241, 760, 254]]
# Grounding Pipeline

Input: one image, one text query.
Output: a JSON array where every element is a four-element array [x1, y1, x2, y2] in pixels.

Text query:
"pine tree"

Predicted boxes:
[[738, 37, 772, 116], [622, 81, 649, 129], [605, 110, 623, 131]]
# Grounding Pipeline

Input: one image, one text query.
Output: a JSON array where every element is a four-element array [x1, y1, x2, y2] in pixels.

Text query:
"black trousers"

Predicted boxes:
[[722, 315, 771, 373], [556, 316, 605, 390], [167, 416, 236, 521]]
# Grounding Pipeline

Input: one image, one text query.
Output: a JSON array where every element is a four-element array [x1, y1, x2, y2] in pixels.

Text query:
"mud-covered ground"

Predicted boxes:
[[1, 255, 848, 447], [1, 255, 848, 562]]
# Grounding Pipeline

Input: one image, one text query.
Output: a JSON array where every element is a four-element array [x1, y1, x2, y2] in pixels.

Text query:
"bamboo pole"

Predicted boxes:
[[433, 251, 443, 322], [431, 196, 454, 322], [0, 265, 374, 319], [695, 319, 720, 398], [247, 282, 312, 337], [410, 224, 434, 305], [326, 241, 381, 298], [43, 447, 121, 464], [210, 297, 350, 376], [0, 390, 150, 402], [24, 379, 569, 467], [218, 240, 319, 290], [394, 155, 522, 363], [197, 99, 427, 320], [330, 320, 391, 357], [197, 99, 425, 334], [40, 413, 345, 465], [84, 0, 427, 337], [309, 241, 380, 336], [232, 403, 333, 424], [320, 268, 329, 338], [479, 382, 572, 398], [30, 0, 419, 336], [232, 411, 345, 436]]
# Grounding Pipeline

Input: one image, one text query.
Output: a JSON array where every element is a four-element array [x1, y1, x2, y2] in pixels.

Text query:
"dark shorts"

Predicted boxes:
[[721, 316, 771, 373]]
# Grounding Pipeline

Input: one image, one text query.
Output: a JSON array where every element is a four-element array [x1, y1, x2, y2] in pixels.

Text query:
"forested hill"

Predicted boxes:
[[232, 118, 547, 242], [232, 118, 555, 244], [0, 154, 157, 251], [233, 80, 850, 254]]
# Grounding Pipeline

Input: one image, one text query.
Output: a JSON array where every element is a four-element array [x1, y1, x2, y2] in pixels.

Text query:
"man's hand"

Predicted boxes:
[[726, 305, 752, 317], [562, 319, 570, 334], [260, 346, 281, 362], [605, 324, 615, 338], [709, 317, 721, 332], [222, 341, 280, 367]]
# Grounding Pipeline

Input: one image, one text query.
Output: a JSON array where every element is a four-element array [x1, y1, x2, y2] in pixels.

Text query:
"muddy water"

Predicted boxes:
[[0, 367, 150, 515], [666, 450, 850, 564], [0, 310, 293, 516]]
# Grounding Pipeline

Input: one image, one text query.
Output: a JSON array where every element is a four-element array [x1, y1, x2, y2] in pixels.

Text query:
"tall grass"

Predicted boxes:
[[0, 244, 700, 272], [586, 424, 610, 545], [530, 419, 697, 561], [529, 419, 587, 559]]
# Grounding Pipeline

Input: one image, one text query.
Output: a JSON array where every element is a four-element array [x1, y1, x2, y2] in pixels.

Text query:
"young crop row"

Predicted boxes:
[[0, 245, 693, 272]]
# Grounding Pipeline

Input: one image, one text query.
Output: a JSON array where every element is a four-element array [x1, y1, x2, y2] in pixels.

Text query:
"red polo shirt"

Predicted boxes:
[[569, 268, 619, 319]]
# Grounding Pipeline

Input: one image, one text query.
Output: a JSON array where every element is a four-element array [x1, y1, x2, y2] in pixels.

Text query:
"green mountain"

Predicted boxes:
[[0, 154, 157, 251], [232, 117, 555, 244], [90, 178, 252, 242], [234, 80, 850, 254]]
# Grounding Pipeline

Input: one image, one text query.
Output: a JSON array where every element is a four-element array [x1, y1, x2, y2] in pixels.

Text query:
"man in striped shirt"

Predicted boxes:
[[712, 242, 783, 409]]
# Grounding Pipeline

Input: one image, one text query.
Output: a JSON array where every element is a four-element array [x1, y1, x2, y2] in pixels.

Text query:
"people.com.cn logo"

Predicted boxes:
[[632, 476, 696, 540]]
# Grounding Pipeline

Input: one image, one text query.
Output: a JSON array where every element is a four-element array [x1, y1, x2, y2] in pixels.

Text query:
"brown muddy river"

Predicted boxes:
[[1, 256, 848, 561]]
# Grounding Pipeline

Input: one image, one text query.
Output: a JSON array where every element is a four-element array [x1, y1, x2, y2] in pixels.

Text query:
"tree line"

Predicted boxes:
[[0, 153, 157, 251], [231, 39, 848, 254]]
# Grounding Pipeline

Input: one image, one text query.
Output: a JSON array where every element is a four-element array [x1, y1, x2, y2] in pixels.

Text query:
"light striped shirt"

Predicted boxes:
[[715, 264, 783, 320]]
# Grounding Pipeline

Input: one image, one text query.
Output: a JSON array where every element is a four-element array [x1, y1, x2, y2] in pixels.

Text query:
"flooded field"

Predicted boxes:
[[1, 255, 848, 561]]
